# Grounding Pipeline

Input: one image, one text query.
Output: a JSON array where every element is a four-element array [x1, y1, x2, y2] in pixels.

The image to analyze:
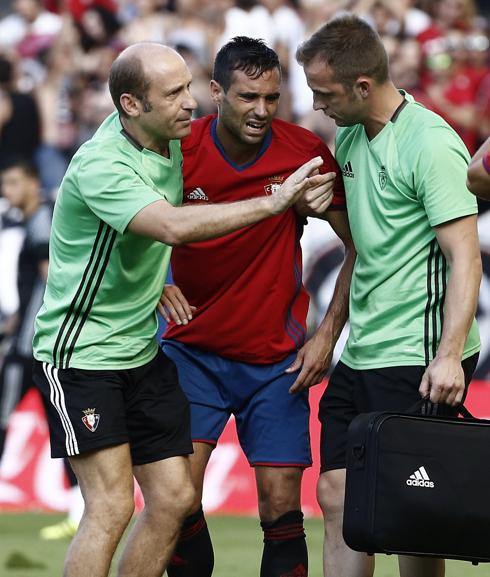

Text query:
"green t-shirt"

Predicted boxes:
[[33, 112, 183, 369], [337, 91, 480, 369]]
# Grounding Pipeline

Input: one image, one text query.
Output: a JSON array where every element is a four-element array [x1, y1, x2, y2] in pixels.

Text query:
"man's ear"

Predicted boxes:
[[120, 93, 141, 117], [210, 80, 224, 105], [355, 77, 372, 99]]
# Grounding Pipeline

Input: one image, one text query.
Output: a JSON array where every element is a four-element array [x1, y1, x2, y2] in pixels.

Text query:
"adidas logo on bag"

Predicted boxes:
[[406, 466, 435, 488], [342, 161, 355, 178]]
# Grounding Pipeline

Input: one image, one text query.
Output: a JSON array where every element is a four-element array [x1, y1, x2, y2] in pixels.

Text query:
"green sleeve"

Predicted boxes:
[[77, 152, 163, 234], [414, 126, 477, 227]]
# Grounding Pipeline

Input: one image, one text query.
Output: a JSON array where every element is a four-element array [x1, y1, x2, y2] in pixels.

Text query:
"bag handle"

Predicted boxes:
[[455, 403, 475, 419], [407, 398, 475, 419]]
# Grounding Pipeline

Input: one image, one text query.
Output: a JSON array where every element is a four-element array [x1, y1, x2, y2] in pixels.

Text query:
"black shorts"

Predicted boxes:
[[33, 349, 192, 465], [319, 354, 479, 473]]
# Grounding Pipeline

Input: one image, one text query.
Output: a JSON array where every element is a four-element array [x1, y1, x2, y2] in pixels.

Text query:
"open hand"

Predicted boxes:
[[158, 284, 196, 325]]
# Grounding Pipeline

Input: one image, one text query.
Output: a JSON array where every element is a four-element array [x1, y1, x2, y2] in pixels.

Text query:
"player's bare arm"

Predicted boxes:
[[128, 157, 330, 245], [158, 284, 196, 325], [288, 210, 356, 392], [419, 215, 482, 405]]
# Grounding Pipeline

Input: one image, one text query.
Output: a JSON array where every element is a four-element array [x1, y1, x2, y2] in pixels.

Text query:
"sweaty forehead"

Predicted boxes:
[[229, 68, 281, 93]]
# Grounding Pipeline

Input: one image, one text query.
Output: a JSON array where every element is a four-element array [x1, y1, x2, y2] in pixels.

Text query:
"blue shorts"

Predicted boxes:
[[162, 340, 312, 467]]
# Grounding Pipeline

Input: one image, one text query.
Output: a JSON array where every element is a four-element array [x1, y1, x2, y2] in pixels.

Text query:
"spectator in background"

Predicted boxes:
[[0, 160, 50, 463], [0, 0, 485, 175], [0, 200, 23, 347], [0, 54, 40, 171], [423, 28, 488, 153], [216, 0, 275, 49], [76, 4, 123, 81], [387, 37, 422, 89], [0, 0, 62, 54], [77, 4, 121, 53], [35, 22, 82, 197], [165, 0, 225, 68], [262, 0, 304, 72], [475, 71, 490, 140], [356, 0, 431, 37], [45, 0, 117, 24], [118, 0, 169, 45], [417, 0, 479, 90], [465, 29, 490, 141], [0, 158, 83, 541]]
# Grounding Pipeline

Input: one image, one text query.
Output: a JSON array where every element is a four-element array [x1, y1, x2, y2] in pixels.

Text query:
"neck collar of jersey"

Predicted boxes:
[[119, 123, 144, 151], [390, 91, 409, 123], [211, 117, 272, 172], [118, 116, 174, 163]]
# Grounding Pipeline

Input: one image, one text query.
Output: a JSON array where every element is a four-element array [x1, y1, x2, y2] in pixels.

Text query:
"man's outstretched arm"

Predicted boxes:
[[128, 157, 329, 245]]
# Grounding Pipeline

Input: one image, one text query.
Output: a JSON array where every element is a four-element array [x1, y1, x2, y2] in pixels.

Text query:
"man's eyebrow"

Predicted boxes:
[[237, 91, 280, 98]]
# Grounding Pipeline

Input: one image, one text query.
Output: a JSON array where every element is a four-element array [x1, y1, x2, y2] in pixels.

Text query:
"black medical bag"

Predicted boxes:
[[343, 403, 490, 564]]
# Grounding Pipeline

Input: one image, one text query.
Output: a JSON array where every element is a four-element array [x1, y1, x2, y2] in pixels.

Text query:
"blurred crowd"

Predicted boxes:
[[0, 0, 487, 199], [0, 0, 488, 328]]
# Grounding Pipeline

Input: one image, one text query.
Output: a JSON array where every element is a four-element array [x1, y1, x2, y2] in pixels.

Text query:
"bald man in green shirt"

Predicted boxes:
[[32, 42, 331, 577]]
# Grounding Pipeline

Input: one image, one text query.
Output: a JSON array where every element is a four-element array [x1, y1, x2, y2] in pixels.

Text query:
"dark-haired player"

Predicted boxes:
[[162, 36, 355, 577]]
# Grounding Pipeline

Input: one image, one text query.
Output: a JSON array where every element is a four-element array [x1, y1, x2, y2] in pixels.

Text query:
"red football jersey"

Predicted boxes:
[[164, 115, 345, 363]]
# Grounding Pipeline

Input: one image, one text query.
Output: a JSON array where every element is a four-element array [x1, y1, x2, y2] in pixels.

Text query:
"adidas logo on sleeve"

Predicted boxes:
[[406, 466, 435, 488], [342, 161, 355, 178]]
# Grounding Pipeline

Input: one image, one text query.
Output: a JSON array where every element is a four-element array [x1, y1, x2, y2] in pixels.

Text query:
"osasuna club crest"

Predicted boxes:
[[82, 408, 100, 432], [379, 165, 387, 190], [264, 175, 284, 195]]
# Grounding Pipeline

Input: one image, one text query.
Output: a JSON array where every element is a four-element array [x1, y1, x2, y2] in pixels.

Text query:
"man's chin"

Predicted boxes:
[[334, 118, 354, 127], [238, 134, 265, 147], [175, 126, 192, 140]]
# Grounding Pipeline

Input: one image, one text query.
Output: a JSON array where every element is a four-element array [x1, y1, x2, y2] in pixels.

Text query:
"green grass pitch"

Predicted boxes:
[[0, 512, 489, 576]]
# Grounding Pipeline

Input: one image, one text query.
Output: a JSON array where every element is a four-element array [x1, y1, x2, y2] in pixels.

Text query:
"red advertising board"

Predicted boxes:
[[1, 380, 490, 516]]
